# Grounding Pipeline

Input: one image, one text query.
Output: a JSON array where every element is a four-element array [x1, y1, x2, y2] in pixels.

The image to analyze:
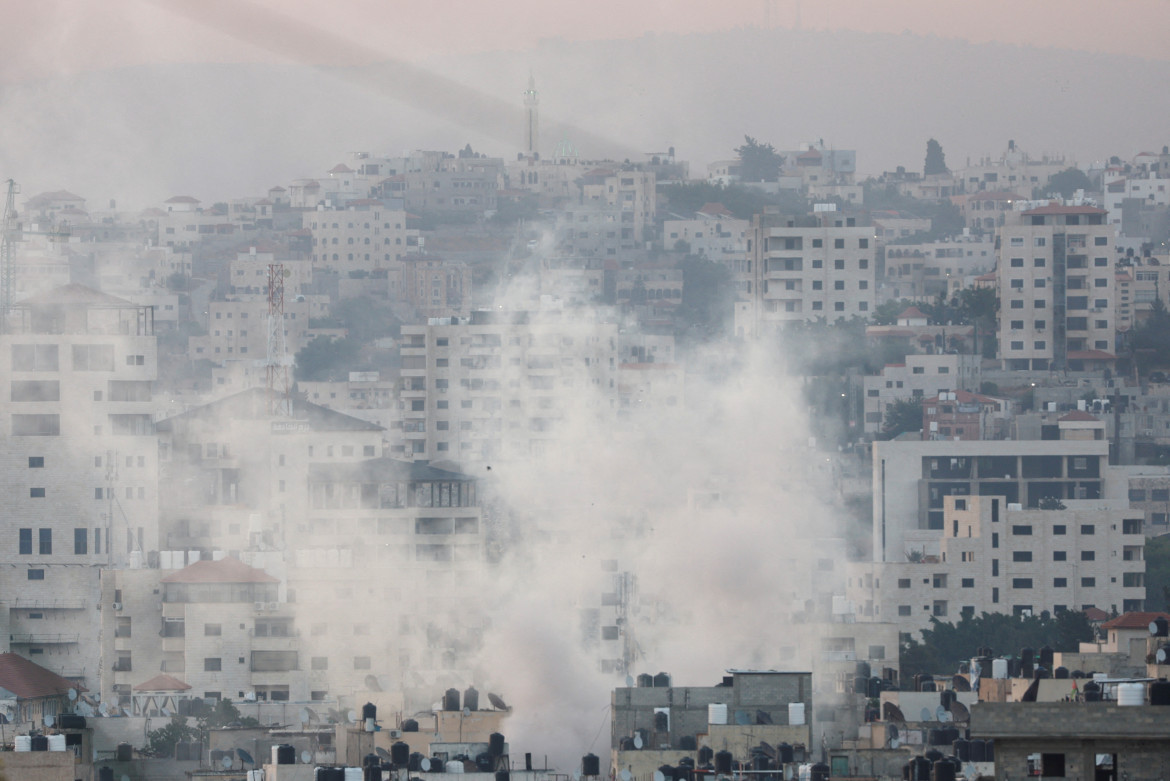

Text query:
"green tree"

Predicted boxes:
[[881, 398, 923, 440], [735, 136, 784, 183], [1037, 167, 1093, 199], [1130, 298, 1170, 372], [331, 297, 400, 344], [954, 287, 999, 357], [146, 716, 198, 758], [924, 138, 948, 176], [901, 611, 1095, 679], [675, 256, 733, 342], [1145, 534, 1170, 612], [165, 272, 190, 292], [294, 336, 360, 381]]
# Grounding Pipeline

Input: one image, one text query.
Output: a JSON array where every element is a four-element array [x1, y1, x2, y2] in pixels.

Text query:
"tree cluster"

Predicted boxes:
[[900, 610, 1096, 680]]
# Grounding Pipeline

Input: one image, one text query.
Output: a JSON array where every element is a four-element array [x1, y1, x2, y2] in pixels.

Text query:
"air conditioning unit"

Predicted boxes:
[[266, 602, 279, 611], [254, 602, 266, 612], [388, 729, 402, 739], [112, 602, 123, 611]]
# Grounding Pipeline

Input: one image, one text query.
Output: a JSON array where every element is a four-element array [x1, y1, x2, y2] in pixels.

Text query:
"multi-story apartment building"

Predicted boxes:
[[1105, 172, 1170, 228], [1114, 256, 1170, 332], [921, 390, 1011, 441], [0, 284, 159, 688], [305, 200, 417, 275], [580, 169, 656, 233], [849, 493, 1145, 635], [996, 204, 1115, 371], [662, 205, 748, 262], [861, 353, 982, 436], [396, 254, 472, 319], [740, 207, 876, 334], [881, 235, 996, 300], [188, 297, 311, 370], [871, 417, 1116, 565], [397, 311, 619, 462]]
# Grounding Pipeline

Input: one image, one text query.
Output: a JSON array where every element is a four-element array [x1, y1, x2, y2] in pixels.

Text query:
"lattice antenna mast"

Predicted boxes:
[[1, 179, 21, 328], [266, 263, 293, 416]]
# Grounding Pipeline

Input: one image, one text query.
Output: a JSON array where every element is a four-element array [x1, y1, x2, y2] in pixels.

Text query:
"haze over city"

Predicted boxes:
[[1, 3, 1170, 781]]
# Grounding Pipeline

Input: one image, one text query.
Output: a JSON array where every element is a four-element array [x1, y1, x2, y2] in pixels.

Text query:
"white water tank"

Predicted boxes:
[[1118, 682, 1145, 706], [448, 761, 465, 774], [48, 734, 66, 751], [788, 702, 806, 726], [992, 658, 1008, 679], [344, 768, 362, 781], [708, 703, 728, 725], [15, 736, 31, 752], [129, 550, 143, 569]]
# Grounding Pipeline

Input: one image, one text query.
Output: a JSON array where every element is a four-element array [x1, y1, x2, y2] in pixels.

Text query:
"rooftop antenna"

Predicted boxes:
[[0, 180, 19, 326]]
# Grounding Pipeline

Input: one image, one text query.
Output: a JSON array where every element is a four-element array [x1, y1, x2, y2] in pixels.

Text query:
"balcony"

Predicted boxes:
[[9, 633, 79, 645], [9, 598, 87, 610]]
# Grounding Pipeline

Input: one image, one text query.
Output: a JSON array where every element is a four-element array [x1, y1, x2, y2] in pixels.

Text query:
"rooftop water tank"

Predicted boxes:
[[582, 754, 600, 777], [444, 689, 460, 711], [1118, 682, 1146, 706], [788, 702, 806, 726], [464, 687, 479, 711], [708, 703, 728, 725], [992, 658, 1008, 679]]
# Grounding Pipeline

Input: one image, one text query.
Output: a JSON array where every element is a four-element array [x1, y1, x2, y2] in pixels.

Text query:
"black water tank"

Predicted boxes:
[[658, 765, 675, 781], [910, 756, 931, 781], [924, 749, 942, 763], [29, 735, 47, 752], [928, 729, 944, 746], [391, 742, 410, 766], [921, 680, 937, 692], [1155, 617, 1170, 637], [902, 763, 911, 781], [1084, 680, 1102, 702], [465, 687, 479, 711], [1039, 646, 1054, 668], [931, 759, 956, 781], [402, 719, 419, 732], [751, 754, 770, 771], [430, 758, 445, 773], [58, 714, 86, 730], [678, 735, 696, 751], [489, 732, 505, 757], [868, 677, 883, 698], [968, 739, 986, 763], [1008, 658, 1022, 678], [1054, 666, 1069, 679], [362, 703, 377, 721], [853, 676, 868, 695], [637, 674, 654, 688], [496, 771, 510, 781], [1020, 647, 1034, 664], [654, 711, 668, 731], [952, 739, 969, 762], [856, 661, 871, 679], [654, 672, 671, 688], [986, 740, 994, 761], [940, 690, 955, 708], [364, 765, 381, 781], [808, 763, 829, 781], [277, 745, 297, 765], [678, 758, 695, 769], [777, 743, 794, 764], [408, 753, 424, 771], [476, 753, 494, 773], [100, 768, 114, 781], [444, 688, 460, 711], [714, 750, 733, 774], [1035, 666, 1050, 680], [1151, 681, 1170, 705], [698, 746, 714, 765], [364, 754, 380, 768], [115, 743, 131, 761], [619, 738, 635, 751], [582, 754, 601, 777]]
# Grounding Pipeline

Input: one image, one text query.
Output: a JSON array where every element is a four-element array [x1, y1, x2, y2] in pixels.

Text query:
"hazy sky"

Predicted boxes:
[[4, 0, 1169, 83]]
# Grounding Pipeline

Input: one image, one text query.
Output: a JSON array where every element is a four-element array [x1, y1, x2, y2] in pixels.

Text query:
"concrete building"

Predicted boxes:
[[610, 671, 812, 778], [304, 200, 416, 274], [921, 390, 1011, 441], [880, 234, 996, 300], [662, 205, 749, 262], [397, 311, 619, 463], [861, 353, 982, 436], [739, 208, 876, 334], [849, 493, 1145, 633], [0, 284, 158, 687], [996, 204, 1116, 371]]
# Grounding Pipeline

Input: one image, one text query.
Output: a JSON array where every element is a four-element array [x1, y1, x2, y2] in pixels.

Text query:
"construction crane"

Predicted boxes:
[[266, 263, 293, 416]]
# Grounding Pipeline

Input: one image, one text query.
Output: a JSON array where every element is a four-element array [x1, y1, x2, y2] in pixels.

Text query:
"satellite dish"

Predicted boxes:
[[0, 713, 8, 725], [93, 693, 100, 702], [463, 707, 471, 717], [1151, 621, 1161, 635], [573, 771, 581, 781], [626, 675, 634, 688], [304, 706, 318, 723], [654, 772, 666, 781], [890, 738, 902, 749], [421, 758, 432, 772], [99, 703, 109, 717], [487, 693, 509, 711], [633, 735, 643, 749], [300, 751, 312, 764], [376, 747, 392, 761], [237, 748, 255, 765], [68, 689, 78, 701], [940, 710, 953, 723], [346, 710, 357, 724], [161, 708, 172, 717], [300, 708, 311, 724], [935, 706, 947, 722], [221, 755, 234, 770], [920, 707, 932, 722], [44, 714, 55, 728], [621, 770, 632, 781]]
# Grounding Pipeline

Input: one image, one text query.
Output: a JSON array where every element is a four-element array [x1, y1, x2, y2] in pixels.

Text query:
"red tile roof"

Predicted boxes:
[[161, 556, 279, 584], [134, 674, 192, 692], [1084, 607, 1110, 622], [898, 306, 928, 320], [698, 202, 734, 217], [1101, 611, 1170, 630], [0, 653, 86, 699], [328, 164, 354, 174], [165, 195, 200, 204]]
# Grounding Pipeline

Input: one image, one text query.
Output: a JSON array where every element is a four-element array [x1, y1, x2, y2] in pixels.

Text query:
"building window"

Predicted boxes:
[[29, 487, 45, 498], [1054, 578, 1068, 588], [204, 624, 222, 636], [1081, 577, 1096, 588], [1080, 524, 1095, 535], [1012, 578, 1033, 589], [354, 657, 372, 670], [311, 657, 328, 670], [28, 456, 43, 468], [1012, 525, 1032, 535], [38, 528, 51, 554], [897, 606, 911, 616], [1081, 551, 1095, 561], [204, 658, 222, 671], [1054, 551, 1067, 561], [74, 528, 87, 555], [1013, 551, 1032, 562]]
